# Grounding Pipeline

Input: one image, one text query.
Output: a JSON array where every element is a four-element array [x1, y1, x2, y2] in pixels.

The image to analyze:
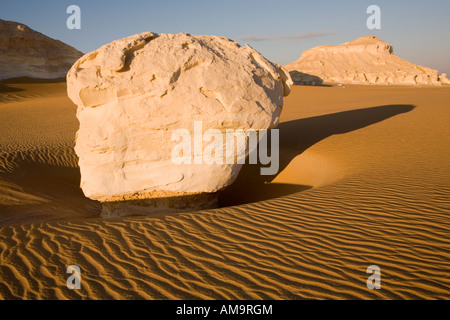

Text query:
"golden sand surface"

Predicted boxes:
[[0, 80, 449, 299]]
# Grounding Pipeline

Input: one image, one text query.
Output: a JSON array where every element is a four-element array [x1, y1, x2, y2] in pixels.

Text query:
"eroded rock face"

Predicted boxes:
[[67, 32, 292, 215], [0, 19, 83, 79], [285, 36, 450, 86]]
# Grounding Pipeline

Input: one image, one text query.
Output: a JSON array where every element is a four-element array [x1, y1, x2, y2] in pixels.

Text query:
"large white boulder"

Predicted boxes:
[[67, 32, 292, 215]]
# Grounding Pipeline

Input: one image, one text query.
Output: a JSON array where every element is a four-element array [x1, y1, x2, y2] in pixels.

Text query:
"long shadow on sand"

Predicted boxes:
[[0, 77, 65, 93], [0, 77, 66, 103], [219, 104, 415, 207], [0, 83, 24, 94]]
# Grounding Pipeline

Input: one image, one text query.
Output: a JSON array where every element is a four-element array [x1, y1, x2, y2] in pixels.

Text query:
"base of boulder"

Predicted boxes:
[[100, 191, 218, 218]]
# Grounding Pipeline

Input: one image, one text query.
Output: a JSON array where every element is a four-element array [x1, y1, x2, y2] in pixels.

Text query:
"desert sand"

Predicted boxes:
[[0, 80, 449, 299]]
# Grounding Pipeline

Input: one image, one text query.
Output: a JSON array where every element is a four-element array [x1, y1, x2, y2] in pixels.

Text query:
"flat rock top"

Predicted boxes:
[[313, 36, 392, 51], [285, 36, 449, 85], [341, 36, 390, 46]]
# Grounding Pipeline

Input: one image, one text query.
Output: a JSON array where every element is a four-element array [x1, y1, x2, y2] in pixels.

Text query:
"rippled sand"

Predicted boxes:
[[0, 80, 449, 299]]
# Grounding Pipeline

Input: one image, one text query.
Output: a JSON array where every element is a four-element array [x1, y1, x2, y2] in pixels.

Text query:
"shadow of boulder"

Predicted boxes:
[[0, 83, 24, 94], [219, 104, 415, 206]]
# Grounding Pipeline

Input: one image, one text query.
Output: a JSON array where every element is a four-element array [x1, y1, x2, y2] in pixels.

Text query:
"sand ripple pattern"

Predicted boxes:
[[0, 173, 449, 299]]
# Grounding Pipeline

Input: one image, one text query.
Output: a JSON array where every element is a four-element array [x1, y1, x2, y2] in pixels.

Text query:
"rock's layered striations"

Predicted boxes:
[[0, 19, 83, 79], [67, 32, 292, 216], [285, 36, 450, 86]]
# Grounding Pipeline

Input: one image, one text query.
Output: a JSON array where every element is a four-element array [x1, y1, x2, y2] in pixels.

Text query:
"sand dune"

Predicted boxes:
[[0, 81, 449, 299]]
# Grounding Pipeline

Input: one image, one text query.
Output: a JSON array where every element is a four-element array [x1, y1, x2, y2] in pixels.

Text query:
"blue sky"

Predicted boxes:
[[1, 0, 449, 73]]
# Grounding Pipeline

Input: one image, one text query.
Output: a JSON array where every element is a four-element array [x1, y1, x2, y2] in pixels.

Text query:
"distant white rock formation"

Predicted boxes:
[[67, 32, 292, 216], [285, 36, 450, 86], [0, 19, 83, 79]]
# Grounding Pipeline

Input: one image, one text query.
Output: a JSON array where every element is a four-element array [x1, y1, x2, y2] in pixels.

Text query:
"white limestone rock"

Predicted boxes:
[[0, 19, 83, 80], [285, 36, 450, 86], [67, 32, 292, 211]]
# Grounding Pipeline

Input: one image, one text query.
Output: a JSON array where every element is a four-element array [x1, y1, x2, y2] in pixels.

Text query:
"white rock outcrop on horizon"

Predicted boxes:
[[67, 32, 292, 214], [0, 19, 83, 80], [285, 36, 450, 86]]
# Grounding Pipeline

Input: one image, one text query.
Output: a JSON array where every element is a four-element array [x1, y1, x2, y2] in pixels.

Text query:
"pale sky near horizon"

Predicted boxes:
[[1, 0, 449, 74]]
